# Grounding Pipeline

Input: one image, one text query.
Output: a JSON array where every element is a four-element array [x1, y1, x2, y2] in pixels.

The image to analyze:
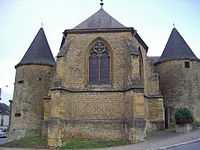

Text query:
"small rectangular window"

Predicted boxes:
[[15, 113, 21, 117], [18, 80, 24, 84], [185, 62, 190, 68]]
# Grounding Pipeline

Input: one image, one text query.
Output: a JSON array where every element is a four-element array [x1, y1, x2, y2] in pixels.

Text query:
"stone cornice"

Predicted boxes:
[[63, 27, 148, 51], [15, 62, 54, 69], [51, 85, 144, 93], [44, 118, 146, 126], [64, 27, 133, 34], [144, 95, 163, 99], [155, 58, 200, 66]]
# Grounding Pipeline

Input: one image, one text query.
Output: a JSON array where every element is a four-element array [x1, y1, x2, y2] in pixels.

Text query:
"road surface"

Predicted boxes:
[[0, 138, 7, 145], [167, 141, 200, 150]]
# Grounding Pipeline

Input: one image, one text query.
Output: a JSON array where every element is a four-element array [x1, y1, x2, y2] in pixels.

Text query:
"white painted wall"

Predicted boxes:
[[0, 114, 9, 130]]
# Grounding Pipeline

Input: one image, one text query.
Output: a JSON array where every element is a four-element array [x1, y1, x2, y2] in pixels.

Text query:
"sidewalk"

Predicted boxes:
[[0, 129, 200, 150], [97, 128, 200, 150]]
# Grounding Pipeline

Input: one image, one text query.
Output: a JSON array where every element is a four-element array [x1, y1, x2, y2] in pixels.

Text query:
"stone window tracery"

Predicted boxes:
[[89, 40, 110, 85]]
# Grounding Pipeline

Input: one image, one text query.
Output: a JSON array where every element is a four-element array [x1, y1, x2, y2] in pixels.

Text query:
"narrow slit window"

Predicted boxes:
[[18, 80, 24, 84], [15, 113, 21, 117]]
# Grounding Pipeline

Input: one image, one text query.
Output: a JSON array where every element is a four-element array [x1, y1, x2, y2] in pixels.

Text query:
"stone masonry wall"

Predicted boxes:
[[9, 64, 54, 140], [56, 32, 135, 89], [157, 59, 200, 125], [45, 31, 164, 147], [145, 97, 165, 131], [49, 91, 126, 120], [47, 89, 147, 148]]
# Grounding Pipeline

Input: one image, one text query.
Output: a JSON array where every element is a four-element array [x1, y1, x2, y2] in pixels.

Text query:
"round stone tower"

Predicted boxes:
[[155, 28, 200, 128], [9, 28, 55, 140]]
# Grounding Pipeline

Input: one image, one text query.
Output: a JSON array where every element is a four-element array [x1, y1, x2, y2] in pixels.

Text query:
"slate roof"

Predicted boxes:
[[158, 28, 198, 62], [149, 56, 160, 64], [16, 28, 55, 68], [0, 103, 9, 115], [62, 8, 148, 51], [74, 8, 125, 29]]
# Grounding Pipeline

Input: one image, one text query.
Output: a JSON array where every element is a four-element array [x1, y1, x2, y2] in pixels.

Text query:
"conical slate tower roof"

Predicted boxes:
[[74, 8, 125, 29], [158, 28, 198, 62], [0, 103, 9, 115], [16, 28, 55, 67]]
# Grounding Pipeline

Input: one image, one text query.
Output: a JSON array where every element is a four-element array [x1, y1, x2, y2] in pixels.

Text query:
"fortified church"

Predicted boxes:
[[9, 1, 200, 148]]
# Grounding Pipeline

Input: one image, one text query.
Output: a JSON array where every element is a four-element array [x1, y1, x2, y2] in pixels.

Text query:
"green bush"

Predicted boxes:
[[174, 108, 194, 125]]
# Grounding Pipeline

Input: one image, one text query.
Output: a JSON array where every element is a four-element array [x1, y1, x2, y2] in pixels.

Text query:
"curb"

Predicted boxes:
[[147, 138, 200, 150]]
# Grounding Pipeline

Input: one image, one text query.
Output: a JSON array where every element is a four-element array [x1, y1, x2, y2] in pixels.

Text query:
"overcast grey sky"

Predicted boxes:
[[0, 0, 200, 105]]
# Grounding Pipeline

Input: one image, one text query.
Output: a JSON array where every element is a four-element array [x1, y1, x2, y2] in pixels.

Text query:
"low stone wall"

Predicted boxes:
[[175, 124, 193, 133], [47, 118, 146, 148]]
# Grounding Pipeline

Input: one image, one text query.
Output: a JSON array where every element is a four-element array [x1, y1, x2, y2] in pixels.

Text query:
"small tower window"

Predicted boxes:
[[18, 80, 24, 84], [15, 113, 21, 117], [184, 61, 190, 68]]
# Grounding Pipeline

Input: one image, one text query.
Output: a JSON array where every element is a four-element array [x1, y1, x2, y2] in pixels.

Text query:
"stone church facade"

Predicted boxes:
[[8, 7, 200, 149]]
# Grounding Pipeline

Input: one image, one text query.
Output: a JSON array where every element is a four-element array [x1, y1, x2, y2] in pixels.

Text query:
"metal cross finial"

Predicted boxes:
[[100, 0, 104, 9], [41, 22, 43, 28], [173, 22, 175, 28]]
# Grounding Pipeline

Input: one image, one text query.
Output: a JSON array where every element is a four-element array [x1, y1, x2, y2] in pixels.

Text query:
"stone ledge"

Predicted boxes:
[[175, 124, 193, 133], [44, 118, 146, 127], [51, 85, 144, 93], [144, 95, 163, 99]]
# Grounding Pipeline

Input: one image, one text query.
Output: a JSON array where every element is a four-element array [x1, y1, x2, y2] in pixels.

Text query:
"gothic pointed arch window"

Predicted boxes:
[[89, 40, 110, 85]]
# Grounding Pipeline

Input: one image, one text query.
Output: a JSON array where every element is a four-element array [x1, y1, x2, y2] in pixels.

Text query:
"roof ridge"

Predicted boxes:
[[100, 8, 125, 27], [73, 8, 125, 29]]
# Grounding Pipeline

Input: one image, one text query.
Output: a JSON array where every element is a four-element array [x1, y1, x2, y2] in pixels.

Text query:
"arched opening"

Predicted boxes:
[[88, 40, 110, 85]]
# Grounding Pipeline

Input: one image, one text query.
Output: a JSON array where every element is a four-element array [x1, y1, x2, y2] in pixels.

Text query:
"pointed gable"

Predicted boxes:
[[74, 8, 125, 29], [158, 28, 198, 62], [16, 28, 55, 68]]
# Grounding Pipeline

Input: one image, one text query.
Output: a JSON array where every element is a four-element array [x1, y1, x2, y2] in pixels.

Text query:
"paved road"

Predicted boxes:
[[0, 138, 7, 145], [0, 129, 200, 150], [167, 141, 200, 150]]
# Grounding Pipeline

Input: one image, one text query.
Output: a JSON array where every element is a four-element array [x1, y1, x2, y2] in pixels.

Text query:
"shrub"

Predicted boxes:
[[174, 108, 194, 125]]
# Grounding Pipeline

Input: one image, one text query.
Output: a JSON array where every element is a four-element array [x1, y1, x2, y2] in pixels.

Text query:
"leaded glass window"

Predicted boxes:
[[89, 52, 98, 84], [89, 40, 110, 85]]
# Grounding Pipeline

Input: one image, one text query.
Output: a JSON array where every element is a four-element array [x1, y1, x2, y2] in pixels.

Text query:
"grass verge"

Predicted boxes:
[[1, 137, 129, 149], [60, 140, 129, 149], [0, 136, 48, 149]]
